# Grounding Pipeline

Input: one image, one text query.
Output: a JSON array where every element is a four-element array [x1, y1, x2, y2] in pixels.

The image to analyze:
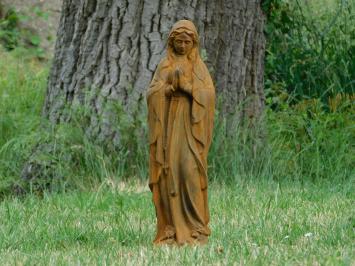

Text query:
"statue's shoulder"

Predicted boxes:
[[152, 57, 170, 79], [157, 57, 170, 70], [192, 58, 208, 80], [198, 58, 209, 71]]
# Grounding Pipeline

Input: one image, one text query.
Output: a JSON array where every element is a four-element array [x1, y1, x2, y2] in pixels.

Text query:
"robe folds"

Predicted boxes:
[[147, 53, 215, 245]]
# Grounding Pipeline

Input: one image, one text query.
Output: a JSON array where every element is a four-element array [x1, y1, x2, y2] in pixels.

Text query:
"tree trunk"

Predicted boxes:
[[43, 0, 266, 143]]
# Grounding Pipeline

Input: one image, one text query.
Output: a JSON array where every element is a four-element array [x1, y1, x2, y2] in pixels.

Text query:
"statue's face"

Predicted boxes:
[[173, 32, 193, 56]]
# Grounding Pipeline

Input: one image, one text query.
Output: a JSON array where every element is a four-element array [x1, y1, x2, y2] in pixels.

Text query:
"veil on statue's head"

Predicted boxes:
[[167, 20, 200, 63]]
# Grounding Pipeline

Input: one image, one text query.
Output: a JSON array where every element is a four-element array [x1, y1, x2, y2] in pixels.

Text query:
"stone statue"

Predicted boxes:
[[147, 20, 215, 245]]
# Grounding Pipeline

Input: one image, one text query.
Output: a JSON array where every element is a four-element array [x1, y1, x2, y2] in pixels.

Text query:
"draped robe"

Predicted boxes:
[[147, 20, 215, 245]]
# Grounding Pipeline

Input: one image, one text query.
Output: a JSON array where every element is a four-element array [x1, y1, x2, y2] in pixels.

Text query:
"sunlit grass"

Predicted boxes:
[[0, 179, 353, 265]]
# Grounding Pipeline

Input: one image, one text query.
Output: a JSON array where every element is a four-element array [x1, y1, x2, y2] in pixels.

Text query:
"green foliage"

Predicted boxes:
[[0, 7, 20, 49], [266, 98, 354, 181], [265, 0, 355, 107], [0, 48, 149, 196], [0, 47, 48, 195], [209, 99, 354, 184], [0, 180, 353, 264], [0, 5, 44, 57], [1, 48, 353, 197]]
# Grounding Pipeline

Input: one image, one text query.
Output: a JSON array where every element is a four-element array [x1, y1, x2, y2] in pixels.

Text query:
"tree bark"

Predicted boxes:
[[43, 0, 266, 143]]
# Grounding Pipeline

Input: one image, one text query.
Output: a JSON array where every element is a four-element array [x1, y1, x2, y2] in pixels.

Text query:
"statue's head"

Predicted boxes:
[[171, 32, 194, 56], [167, 20, 199, 61]]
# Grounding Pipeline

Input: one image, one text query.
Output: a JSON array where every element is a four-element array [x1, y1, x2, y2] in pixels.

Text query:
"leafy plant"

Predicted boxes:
[[0, 5, 45, 58], [0, 7, 20, 49], [265, 0, 355, 108]]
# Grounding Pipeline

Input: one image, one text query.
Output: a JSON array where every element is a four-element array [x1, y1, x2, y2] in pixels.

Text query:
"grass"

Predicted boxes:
[[0, 179, 353, 265], [0, 46, 48, 193]]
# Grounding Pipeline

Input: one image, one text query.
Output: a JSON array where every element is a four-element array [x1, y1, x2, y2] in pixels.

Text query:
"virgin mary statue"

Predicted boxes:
[[147, 20, 215, 245]]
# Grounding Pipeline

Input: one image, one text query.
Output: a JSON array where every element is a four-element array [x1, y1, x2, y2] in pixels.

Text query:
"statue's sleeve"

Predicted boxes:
[[191, 62, 215, 150], [147, 63, 164, 145], [147, 61, 169, 189], [147, 59, 170, 171]]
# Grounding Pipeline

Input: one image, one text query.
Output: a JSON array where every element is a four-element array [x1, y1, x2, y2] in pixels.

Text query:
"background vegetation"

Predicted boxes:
[[264, 0, 354, 105], [0, 0, 354, 264]]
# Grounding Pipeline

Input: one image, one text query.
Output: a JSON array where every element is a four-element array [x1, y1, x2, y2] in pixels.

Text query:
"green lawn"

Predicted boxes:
[[0, 179, 353, 265]]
